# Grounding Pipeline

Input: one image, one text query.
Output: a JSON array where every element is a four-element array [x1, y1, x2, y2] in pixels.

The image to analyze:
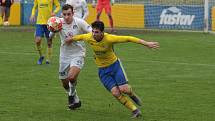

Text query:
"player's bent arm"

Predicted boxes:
[[82, 0, 89, 20], [78, 19, 92, 32], [31, 0, 38, 17], [53, 0, 61, 14], [72, 34, 89, 41], [65, 34, 89, 44]]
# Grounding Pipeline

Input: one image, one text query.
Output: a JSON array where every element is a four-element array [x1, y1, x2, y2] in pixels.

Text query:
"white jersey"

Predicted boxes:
[[59, 17, 92, 63], [66, 0, 89, 20]]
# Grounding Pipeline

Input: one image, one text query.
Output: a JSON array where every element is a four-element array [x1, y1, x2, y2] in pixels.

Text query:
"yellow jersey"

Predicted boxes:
[[31, 0, 60, 24], [72, 33, 142, 67]]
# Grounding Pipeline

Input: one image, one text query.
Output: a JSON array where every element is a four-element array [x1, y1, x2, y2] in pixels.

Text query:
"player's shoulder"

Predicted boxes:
[[73, 17, 83, 21], [86, 32, 93, 38], [105, 33, 119, 41], [105, 33, 117, 38], [73, 17, 88, 25], [79, 32, 93, 40]]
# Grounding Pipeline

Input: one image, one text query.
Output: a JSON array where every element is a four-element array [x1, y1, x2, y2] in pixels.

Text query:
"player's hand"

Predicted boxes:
[[30, 15, 35, 23], [145, 42, 160, 49], [64, 36, 73, 45]]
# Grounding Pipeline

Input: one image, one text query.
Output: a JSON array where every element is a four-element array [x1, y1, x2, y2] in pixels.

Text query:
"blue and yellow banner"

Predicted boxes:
[[144, 5, 204, 30]]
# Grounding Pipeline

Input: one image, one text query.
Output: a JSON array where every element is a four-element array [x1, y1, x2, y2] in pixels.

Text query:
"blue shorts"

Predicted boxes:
[[98, 59, 128, 91], [35, 24, 50, 38]]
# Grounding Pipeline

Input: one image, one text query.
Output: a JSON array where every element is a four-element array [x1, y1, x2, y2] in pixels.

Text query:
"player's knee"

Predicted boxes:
[[119, 87, 130, 94], [96, 13, 101, 19], [35, 40, 40, 45], [67, 75, 77, 82], [47, 43, 52, 48], [111, 87, 121, 97], [35, 38, 41, 44], [107, 13, 112, 18]]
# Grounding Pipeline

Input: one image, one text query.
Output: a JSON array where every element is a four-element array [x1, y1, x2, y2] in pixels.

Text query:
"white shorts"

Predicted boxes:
[[59, 56, 85, 79]]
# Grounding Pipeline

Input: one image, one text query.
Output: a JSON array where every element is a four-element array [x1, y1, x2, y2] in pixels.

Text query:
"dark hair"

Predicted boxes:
[[91, 21, 105, 32], [62, 4, 74, 12]]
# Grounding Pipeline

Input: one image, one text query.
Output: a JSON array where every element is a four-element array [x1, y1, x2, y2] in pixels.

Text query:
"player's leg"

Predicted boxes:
[[35, 25, 44, 65], [0, 6, 5, 24], [115, 59, 142, 106], [0, 6, 4, 24], [3, 6, 10, 25], [67, 56, 84, 109], [98, 62, 138, 117], [111, 86, 139, 113], [113, 59, 142, 118], [66, 66, 81, 109], [119, 84, 142, 106], [44, 26, 52, 64], [104, 4, 114, 33], [96, 4, 103, 21], [59, 63, 77, 109]]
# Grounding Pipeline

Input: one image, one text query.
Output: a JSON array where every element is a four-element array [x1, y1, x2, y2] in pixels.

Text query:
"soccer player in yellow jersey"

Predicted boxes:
[[65, 21, 159, 118], [30, 0, 60, 64]]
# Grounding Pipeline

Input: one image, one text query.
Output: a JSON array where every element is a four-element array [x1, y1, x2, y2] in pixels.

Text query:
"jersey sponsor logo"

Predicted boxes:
[[39, 4, 48, 8], [94, 51, 106, 56], [73, 25, 78, 29], [87, 26, 91, 30], [76, 60, 83, 66], [159, 7, 195, 26], [102, 45, 108, 49]]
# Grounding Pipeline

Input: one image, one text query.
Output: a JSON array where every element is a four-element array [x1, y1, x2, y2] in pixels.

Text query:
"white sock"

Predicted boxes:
[[68, 81, 76, 96], [74, 92, 80, 103]]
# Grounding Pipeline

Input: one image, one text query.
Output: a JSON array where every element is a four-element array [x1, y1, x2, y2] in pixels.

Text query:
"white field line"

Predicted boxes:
[[0, 51, 215, 67]]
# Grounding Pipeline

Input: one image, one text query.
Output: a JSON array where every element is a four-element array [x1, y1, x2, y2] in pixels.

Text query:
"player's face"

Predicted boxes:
[[92, 28, 104, 42], [62, 9, 74, 24]]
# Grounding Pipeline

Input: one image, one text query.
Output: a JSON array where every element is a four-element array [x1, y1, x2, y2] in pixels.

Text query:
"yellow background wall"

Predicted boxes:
[[212, 7, 215, 31], [0, 2, 21, 25], [86, 4, 145, 28]]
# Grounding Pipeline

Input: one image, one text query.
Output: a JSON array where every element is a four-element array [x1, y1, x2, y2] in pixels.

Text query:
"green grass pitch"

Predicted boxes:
[[0, 27, 215, 121]]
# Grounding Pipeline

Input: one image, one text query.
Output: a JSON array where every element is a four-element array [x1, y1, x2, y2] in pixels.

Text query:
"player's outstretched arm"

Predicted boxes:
[[139, 40, 160, 49], [110, 35, 159, 49], [53, 0, 61, 15], [64, 34, 88, 45], [82, 0, 89, 20], [30, 0, 37, 23]]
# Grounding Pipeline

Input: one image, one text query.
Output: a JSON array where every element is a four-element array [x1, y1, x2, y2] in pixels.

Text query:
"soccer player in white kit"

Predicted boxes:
[[66, 0, 89, 20], [50, 4, 92, 110]]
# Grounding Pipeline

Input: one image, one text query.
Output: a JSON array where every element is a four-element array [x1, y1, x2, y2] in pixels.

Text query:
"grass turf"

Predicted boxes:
[[0, 27, 215, 121]]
